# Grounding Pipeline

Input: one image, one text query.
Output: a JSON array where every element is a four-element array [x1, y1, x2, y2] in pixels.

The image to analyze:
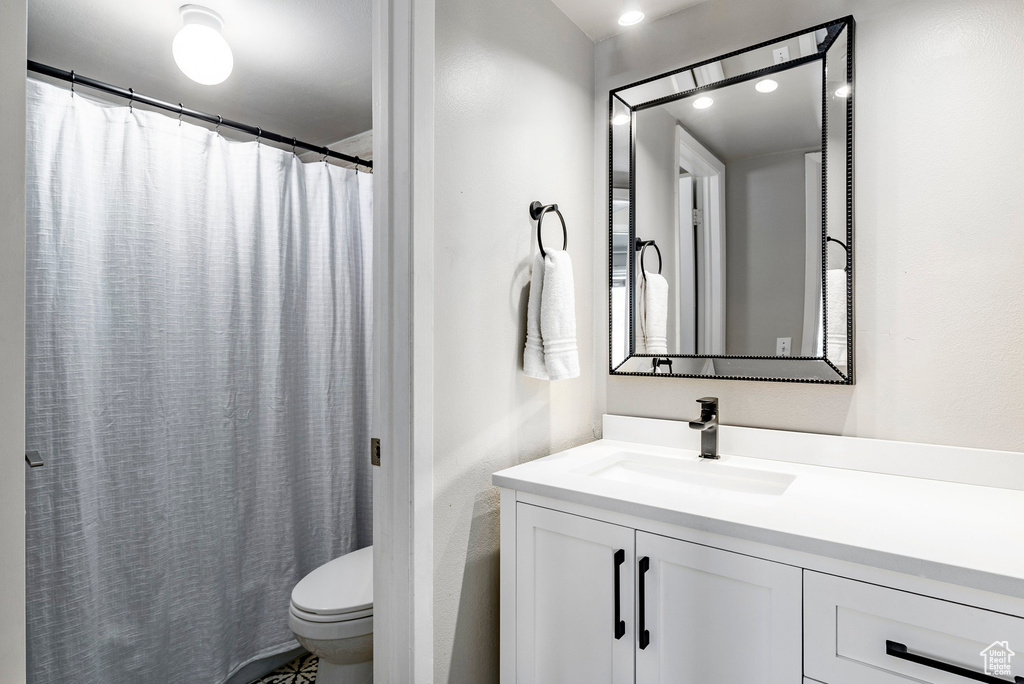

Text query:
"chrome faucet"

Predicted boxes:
[[688, 397, 719, 459]]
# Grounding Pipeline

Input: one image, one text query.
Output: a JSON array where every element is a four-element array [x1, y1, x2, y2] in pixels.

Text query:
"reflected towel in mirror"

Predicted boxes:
[[639, 271, 668, 355], [826, 269, 848, 365]]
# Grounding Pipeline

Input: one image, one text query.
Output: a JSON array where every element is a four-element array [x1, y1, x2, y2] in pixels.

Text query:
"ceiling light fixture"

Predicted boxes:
[[755, 79, 778, 93], [692, 96, 714, 110], [611, 113, 630, 126], [173, 5, 234, 86], [618, 8, 645, 26], [835, 84, 851, 98]]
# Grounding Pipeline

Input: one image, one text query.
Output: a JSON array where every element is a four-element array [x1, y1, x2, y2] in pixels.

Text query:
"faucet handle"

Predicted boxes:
[[695, 397, 718, 422]]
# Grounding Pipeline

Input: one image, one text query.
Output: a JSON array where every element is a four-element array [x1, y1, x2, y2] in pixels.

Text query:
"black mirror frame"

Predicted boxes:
[[608, 16, 855, 384]]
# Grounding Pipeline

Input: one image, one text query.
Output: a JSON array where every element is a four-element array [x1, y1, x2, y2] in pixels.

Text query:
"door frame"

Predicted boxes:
[[0, 0, 28, 680], [801, 152, 823, 356], [674, 124, 727, 354], [372, 0, 435, 679]]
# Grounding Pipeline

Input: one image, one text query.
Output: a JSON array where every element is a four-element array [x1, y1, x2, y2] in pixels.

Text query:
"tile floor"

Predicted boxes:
[[252, 652, 318, 683]]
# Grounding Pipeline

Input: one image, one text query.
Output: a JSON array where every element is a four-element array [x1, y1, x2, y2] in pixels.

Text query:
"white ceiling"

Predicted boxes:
[[549, 0, 710, 42], [661, 59, 823, 163], [27, 0, 372, 146]]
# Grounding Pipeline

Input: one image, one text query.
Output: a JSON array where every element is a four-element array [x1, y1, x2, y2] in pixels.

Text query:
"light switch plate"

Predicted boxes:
[[773, 46, 790, 64], [776, 337, 792, 356]]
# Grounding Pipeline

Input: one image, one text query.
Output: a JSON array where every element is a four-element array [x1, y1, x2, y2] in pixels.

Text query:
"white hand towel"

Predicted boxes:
[[639, 271, 668, 355], [540, 251, 580, 380], [523, 254, 549, 379]]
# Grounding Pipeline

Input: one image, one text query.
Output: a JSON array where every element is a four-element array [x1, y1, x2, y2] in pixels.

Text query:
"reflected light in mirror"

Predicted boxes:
[[835, 84, 851, 98], [692, 96, 714, 109], [618, 10, 646, 26], [755, 79, 778, 93], [612, 113, 631, 126]]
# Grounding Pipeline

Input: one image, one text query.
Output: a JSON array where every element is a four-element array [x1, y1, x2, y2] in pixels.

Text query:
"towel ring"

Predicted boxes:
[[635, 238, 662, 281], [529, 201, 567, 258]]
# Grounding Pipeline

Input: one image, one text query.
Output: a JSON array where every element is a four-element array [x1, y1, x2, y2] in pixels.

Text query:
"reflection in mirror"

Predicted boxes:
[[610, 17, 853, 383]]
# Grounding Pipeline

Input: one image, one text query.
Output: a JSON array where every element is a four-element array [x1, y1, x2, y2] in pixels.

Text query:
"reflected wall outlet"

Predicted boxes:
[[776, 337, 792, 356], [773, 46, 790, 64]]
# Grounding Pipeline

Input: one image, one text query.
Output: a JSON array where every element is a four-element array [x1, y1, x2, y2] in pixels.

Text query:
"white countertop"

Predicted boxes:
[[493, 417, 1024, 600]]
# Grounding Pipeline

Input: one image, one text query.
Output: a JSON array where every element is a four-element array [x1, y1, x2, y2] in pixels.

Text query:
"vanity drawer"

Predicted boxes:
[[805, 571, 1024, 684]]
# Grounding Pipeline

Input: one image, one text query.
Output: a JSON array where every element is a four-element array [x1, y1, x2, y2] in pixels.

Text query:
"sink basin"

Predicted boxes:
[[578, 451, 796, 497]]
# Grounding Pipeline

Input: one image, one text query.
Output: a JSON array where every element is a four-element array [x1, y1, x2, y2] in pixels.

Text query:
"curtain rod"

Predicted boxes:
[[27, 60, 372, 171]]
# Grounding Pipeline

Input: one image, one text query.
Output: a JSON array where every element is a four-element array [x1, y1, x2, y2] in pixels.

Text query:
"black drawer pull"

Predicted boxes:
[[639, 556, 650, 650], [886, 640, 1024, 684], [613, 549, 625, 640]]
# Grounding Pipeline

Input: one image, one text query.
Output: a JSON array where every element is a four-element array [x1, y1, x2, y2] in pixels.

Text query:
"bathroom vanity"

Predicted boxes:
[[493, 415, 1024, 684]]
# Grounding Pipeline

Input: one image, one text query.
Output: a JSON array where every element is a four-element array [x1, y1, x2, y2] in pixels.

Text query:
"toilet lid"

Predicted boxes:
[[290, 545, 373, 616]]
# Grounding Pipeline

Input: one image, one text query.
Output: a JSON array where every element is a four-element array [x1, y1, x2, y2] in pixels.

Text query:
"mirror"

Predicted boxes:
[[610, 17, 854, 383]]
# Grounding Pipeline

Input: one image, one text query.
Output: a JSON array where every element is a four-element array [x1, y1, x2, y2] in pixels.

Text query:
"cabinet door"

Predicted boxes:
[[635, 531, 802, 684], [516, 504, 636, 684]]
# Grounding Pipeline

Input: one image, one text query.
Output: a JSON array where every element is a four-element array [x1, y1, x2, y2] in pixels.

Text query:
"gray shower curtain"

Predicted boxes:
[[24, 78, 372, 684]]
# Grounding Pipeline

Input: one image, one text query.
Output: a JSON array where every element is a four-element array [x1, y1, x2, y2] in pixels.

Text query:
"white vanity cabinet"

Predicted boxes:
[[512, 502, 803, 684], [514, 503, 635, 684], [635, 530, 802, 683], [495, 416, 1024, 684], [804, 572, 1024, 684]]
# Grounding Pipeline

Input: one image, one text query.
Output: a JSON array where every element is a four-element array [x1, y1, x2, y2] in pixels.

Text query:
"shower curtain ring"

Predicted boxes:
[[256, 127, 262, 146], [291, 138, 297, 156], [322, 150, 329, 164], [70, 71, 75, 97], [128, 88, 134, 113], [216, 115, 222, 134], [178, 103, 184, 127]]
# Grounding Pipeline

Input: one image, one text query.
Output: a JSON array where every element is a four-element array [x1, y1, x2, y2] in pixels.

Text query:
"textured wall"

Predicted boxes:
[[0, 0, 27, 680], [596, 0, 1024, 452], [432, 0, 596, 680]]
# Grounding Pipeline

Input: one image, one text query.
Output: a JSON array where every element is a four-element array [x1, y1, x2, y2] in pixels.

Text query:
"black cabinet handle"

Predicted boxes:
[[886, 640, 1024, 684], [613, 549, 625, 639], [639, 556, 650, 650]]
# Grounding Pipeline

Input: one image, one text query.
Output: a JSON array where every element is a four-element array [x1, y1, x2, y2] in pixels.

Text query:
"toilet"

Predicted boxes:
[[288, 545, 373, 684]]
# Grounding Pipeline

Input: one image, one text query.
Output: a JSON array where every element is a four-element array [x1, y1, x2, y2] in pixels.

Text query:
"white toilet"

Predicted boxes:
[[289, 545, 373, 684]]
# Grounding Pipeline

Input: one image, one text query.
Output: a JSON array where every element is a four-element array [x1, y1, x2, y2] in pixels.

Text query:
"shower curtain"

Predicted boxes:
[[24, 78, 373, 684]]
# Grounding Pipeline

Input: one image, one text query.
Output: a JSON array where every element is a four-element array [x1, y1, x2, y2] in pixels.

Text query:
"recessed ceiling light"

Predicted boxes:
[[835, 84, 851, 98], [173, 5, 233, 86], [755, 79, 778, 93], [618, 10, 645, 26], [611, 113, 630, 126], [692, 96, 714, 110]]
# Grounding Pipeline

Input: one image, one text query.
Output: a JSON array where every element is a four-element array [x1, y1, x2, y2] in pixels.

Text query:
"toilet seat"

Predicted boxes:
[[289, 610, 373, 642], [290, 545, 373, 617], [289, 603, 373, 624]]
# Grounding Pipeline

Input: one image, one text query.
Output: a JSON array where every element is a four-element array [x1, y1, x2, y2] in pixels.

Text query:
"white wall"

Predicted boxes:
[[0, 0, 27, 680], [432, 0, 596, 678], [725, 150, 809, 355], [596, 0, 1024, 452]]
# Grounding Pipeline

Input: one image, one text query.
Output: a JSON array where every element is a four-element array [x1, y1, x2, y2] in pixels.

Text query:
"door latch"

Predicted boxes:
[[25, 451, 44, 468], [370, 438, 381, 467]]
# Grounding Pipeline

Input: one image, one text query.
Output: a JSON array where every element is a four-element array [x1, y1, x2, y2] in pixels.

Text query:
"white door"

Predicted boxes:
[[635, 531, 802, 684], [516, 504, 636, 684]]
